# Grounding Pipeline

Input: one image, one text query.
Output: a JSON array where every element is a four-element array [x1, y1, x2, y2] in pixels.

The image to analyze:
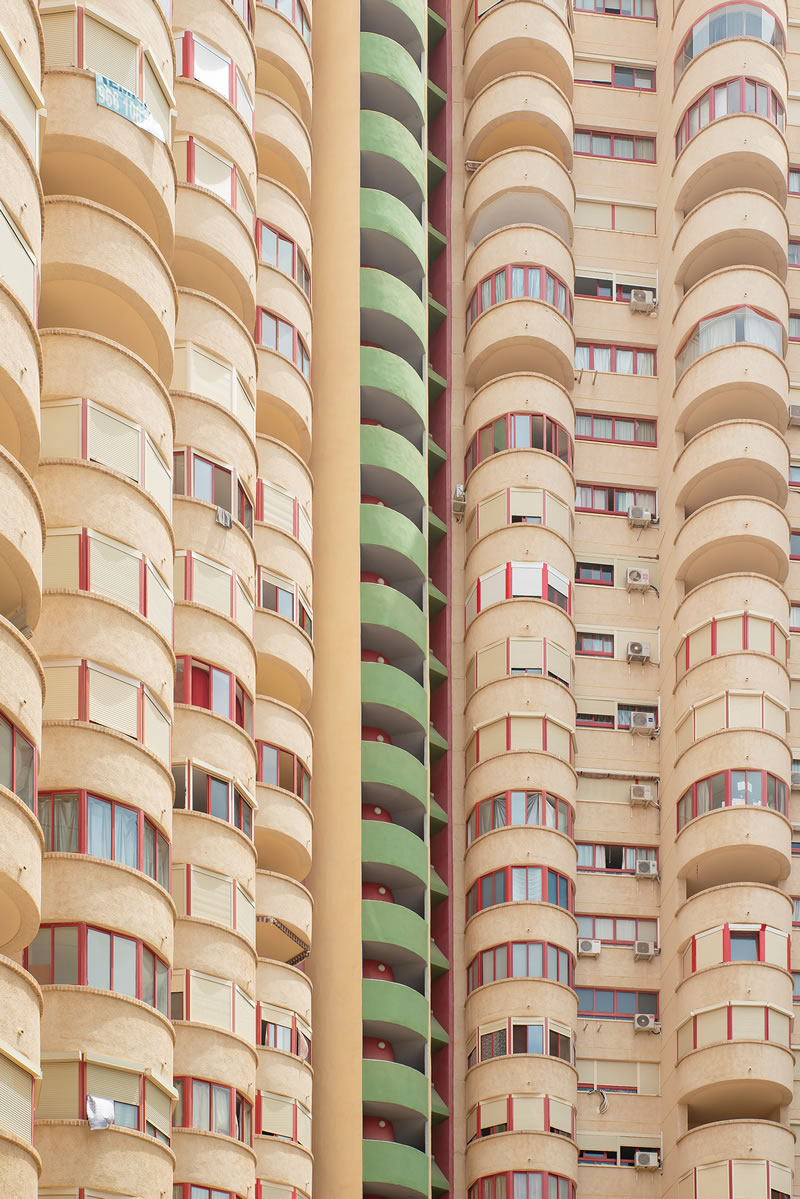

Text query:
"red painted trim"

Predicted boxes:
[[77, 6, 85, 69]]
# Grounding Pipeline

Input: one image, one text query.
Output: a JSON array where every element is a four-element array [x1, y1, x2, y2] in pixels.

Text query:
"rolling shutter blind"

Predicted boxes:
[[296, 1101, 311, 1148], [764, 927, 787, 967], [510, 1094, 541, 1130], [575, 199, 612, 229], [297, 506, 312, 553], [143, 57, 170, 141], [145, 563, 173, 641], [715, 615, 741, 652], [689, 624, 712, 661], [236, 884, 256, 944], [614, 204, 655, 234], [193, 347, 231, 405], [260, 1186, 292, 1199], [83, 15, 138, 93], [87, 406, 140, 480], [261, 481, 294, 532], [547, 494, 570, 538], [510, 488, 543, 519], [548, 722, 571, 761], [171, 344, 189, 391], [190, 972, 232, 1030], [576, 58, 613, 83], [509, 637, 542, 673], [547, 642, 571, 684], [144, 437, 172, 516], [769, 1164, 791, 1197], [466, 1105, 478, 1143], [143, 691, 170, 762], [235, 987, 256, 1041], [89, 533, 141, 609], [194, 142, 232, 202], [694, 695, 724, 738], [695, 1006, 726, 1045], [88, 667, 139, 737], [696, 1164, 730, 1199], [730, 1005, 764, 1039], [0, 1055, 32, 1140], [260, 1002, 292, 1029], [509, 715, 543, 751], [42, 664, 80, 721], [236, 580, 254, 633], [172, 863, 187, 915], [764, 696, 786, 736], [260, 1091, 293, 1137], [479, 491, 508, 535], [0, 46, 37, 156], [478, 718, 505, 759], [194, 556, 231, 614], [732, 1161, 766, 1199], [694, 927, 724, 969], [0, 204, 35, 312], [235, 376, 256, 435], [480, 567, 506, 607], [638, 1062, 660, 1094], [85, 1062, 140, 1105], [145, 1078, 172, 1137], [190, 865, 233, 925], [37, 1061, 79, 1119], [476, 640, 506, 687], [727, 692, 761, 728], [511, 563, 542, 597], [173, 554, 186, 602], [40, 11, 77, 68], [40, 401, 82, 458], [43, 531, 81, 589], [769, 1010, 790, 1045], [549, 1097, 572, 1133]]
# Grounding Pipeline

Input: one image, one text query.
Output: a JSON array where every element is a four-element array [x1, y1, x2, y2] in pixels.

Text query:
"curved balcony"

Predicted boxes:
[[40, 196, 176, 384], [673, 727, 790, 813], [254, 698, 312, 880], [675, 1121, 793, 1180], [361, 0, 425, 60], [363, 977, 429, 1062], [361, 187, 425, 291], [466, 674, 575, 742], [360, 109, 425, 216], [465, 227, 573, 303], [676, 1039, 792, 1121], [40, 70, 174, 253], [254, 607, 313, 712], [255, 3, 313, 127], [674, 114, 788, 215], [464, 458, 574, 544], [0, 955, 40, 1072], [675, 420, 788, 514], [171, 1129, 255, 1199], [176, 286, 258, 405], [0, 754, 42, 954], [174, 185, 256, 328], [174, 407, 257, 520], [0, 94, 41, 262], [674, 496, 789, 591], [463, 74, 573, 168], [673, 343, 787, 439], [360, 32, 425, 143], [258, 177, 312, 267], [673, 189, 787, 292], [361, 346, 426, 444], [173, 495, 256, 587], [466, 1052, 575, 1112], [255, 870, 312, 960], [0, 451, 42, 647], [258, 1039, 311, 1108], [173, 705, 256, 799], [362, 819, 427, 905], [466, 1131, 577, 1188], [465, 976, 577, 1033], [464, 0, 573, 99], [465, 824, 576, 888], [361, 661, 427, 745], [464, 298, 574, 391], [465, 372, 574, 438], [674, 269, 787, 364], [256, 259, 311, 349], [256, 340, 313, 462], [175, 75, 256, 191], [360, 504, 427, 591], [465, 904, 576, 967], [253, 529, 310, 614], [173, 808, 256, 904], [255, 90, 311, 209], [41, 856, 174, 955], [257, 956, 312, 1027], [361, 423, 426, 515], [35, 1123, 173, 1198], [177, 0, 256, 75], [464, 745, 576, 817], [676, 882, 790, 946], [363, 1137, 430, 1199], [363, 1058, 428, 1131], [464, 149, 575, 254], [361, 267, 426, 371], [0, 284, 41, 475], [362, 899, 428, 986], [362, 738, 428, 824], [361, 581, 427, 665], [254, 1136, 312, 1197], [257, 432, 311, 513], [174, 916, 255, 999], [466, 533, 575, 599]]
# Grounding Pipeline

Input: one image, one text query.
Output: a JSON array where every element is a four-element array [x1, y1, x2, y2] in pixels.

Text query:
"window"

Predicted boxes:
[[469, 1172, 575, 1199], [577, 844, 657, 871], [677, 612, 788, 676], [682, 923, 789, 973], [173, 1186, 236, 1199], [257, 742, 311, 805], [792, 532, 800, 559], [174, 136, 254, 228], [578, 1058, 659, 1095], [171, 969, 256, 1036], [466, 790, 573, 844], [577, 62, 655, 88], [25, 924, 168, 1013], [467, 941, 573, 993], [174, 656, 253, 736], [677, 770, 788, 830], [790, 169, 800, 193], [675, 5, 785, 87], [171, 345, 255, 436], [575, 344, 655, 375], [790, 604, 800, 630], [576, 915, 658, 944], [574, 130, 655, 160], [676, 77, 785, 155], [257, 1001, 312, 1061], [172, 761, 254, 837], [790, 242, 800, 267], [258, 222, 311, 299], [575, 199, 656, 234], [790, 318, 800, 342], [0, 711, 36, 811], [676, 306, 783, 380], [465, 562, 572, 623], [617, 703, 658, 729], [174, 550, 254, 634], [174, 1077, 252, 1144], [576, 632, 614, 657], [258, 568, 313, 638], [467, 867, 573, 918], [467, 264, 573, 330], [176, 32, 254, 130], [38, 791, 169, 889], [576, 485, 656, 515], [256, 308, 311, 379], [465, 412, 573, 475], [576, 711, 615, 729], [173, 448, 254, 535], [173, 864, 255, 943], [576, 562, 613, 586], [257, 1090, 312, 1148], [576, 413, 656, 444], [793, 973, 800, 1001], [468, 1094, 575, 1142], [0, 40, 41, 163], [576, 988, 658, 1018], [257, 479, 313, 554], [257, 0, 312, 45]]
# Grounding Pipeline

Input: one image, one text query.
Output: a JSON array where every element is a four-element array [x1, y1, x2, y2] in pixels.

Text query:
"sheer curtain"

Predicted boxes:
[[743, 309, 782, 353], [115, 804, 138, 867], [193, 1080, 211, 1131], [88, 795, 112, 858], [54, 794, 80, 852], [595, 845, 606, 869]]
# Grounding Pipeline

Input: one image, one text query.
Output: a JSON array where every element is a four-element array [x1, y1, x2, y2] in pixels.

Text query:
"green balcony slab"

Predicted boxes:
[[430, 866, 448, 903], [361, 581, 427, 654], [430, 939, 448, 973], [429, 651, 448, 686], [361, 503, 427, 577], [362, 660, 427, 732], [427, 579, 448, 613], [362, 898, 429, 964], [430, 1013, 449, 1047], [361, 109, 426, 199], [431, 1086, 449, 1119], [429, 796, 448, 829], [363, 977, 429, 1042], [427, 77, 447, 118], [428, 364, 447, 402], [363, 1139, 430, 1198], [361, 423, 426, 504], [363, 1058, 429, 1119], [428, 507, 446, 544], [427, 434, 446, 476], [362, 186, 426, 273], [362, 344, 427, 426], [362, 819, 428, 887], [362, 739, 428, 811], [429, 723, 448, 757], [428, 6, 447, 46], [427, 149, 446, 190]]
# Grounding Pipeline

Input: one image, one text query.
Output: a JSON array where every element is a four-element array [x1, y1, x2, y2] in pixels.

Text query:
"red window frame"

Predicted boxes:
[[466, 940, 574, 992], [60, 1059, 170, 1144], [465, 412, 574, 475], [175, 655, 253, 736], [575, 344, 656, 374], [792, 531, 800, 558], [790, 603, 800, 631], [789, 315, 800, 342], [174, 1076, 253, 1145], [466, 866, 574, 919], [254, 1091, 310, 1143], [466, 263, 573, 329], [38, 789, 170, 888], [576, 64, 655, 89], [575, 562, 614, 586], [793, 972, 800, 1001], [469, 1173, 575, 1199], [676, 768, 788, 830], [60, 529, 172, 636], [679, 1002, 791, 1052], [174, 447, 255, 535], [674, 3, 786, 88], [675, 76, 785, 157], [0, 709, 36, 812], [256, 0, 312, 45], [257, 220, 311, 300], [577, 843, 658, 872], [685, 922, 789, 969], [256, 1002, 312, 1062], [790, 168, 800, 193], [573, 0, 655, 18], [466, 790, 574, 844], [576, 987, 659, 1019], [469, 562, 573, 618], [178, 134, 253, 225], [575, 485, 657, 515], [471, 1094, 575, 1142], [576, 632, 614, 657], [24, 922, 169, 1012], [575, 412, 656, 445], [172, 1189, 236, 1199], [575, 712, 616, 729], [576, 914, 658, 945], [257, 741, 312, 805], [790, 242, 800, 267], [255, 307, 311, 379], [173, 760, 255, 838], [176, 550, 251, 626], [177, 31, 254, 130], [574, 129, 656, 161]]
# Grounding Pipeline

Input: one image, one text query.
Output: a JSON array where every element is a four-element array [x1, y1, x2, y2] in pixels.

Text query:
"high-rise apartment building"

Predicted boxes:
[[0, 0, 800, 1195]]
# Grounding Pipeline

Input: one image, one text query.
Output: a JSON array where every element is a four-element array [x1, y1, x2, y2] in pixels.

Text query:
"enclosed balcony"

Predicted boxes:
[[463, 74, 573, 168], [464, 0, 573, 99]]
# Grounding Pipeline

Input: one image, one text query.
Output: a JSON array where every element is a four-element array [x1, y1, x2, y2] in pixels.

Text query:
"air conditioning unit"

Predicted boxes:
[[578, 938, 602, 957], [627, 506, 652, 528], [626, 567, 650, 591], [630, 711, 657, 734], [630, 289, 656, 315], [634, 1013, 660, 1033], [635, 859, 658, 878], [634, 940, 656, 960], [215, 506, 233, 528], [630, 783, 654, 804], [627, 640, 651, 663], [789, 405, 800, 427], [634, 1151, 660, 1170]]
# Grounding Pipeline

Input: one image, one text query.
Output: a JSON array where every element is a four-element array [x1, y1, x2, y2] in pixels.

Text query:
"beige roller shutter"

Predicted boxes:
[[575, 199, 612, 229], [172, 863, 187, 916], [40, 400, 82, 459], [260, 1091, 293, 1137], [0, 45, 37, 156], [144, 436, 172, 517], [194, 556, 231, 614], [466, 1104, 478, 1143], [509, 715, 543, 751], [694, 695, 724, 739], [694, 927, 724, 970], [85, 1062, 140, 1105], [190, 972, 232, 1030], [638, 1062, 660, 1094], [0, 203, 35, 313], [576, 696, 617, 718], [261, 481, 295, 533], [688, 624, 712, 663], [698, 1165, 732, 1199], [143, 55, 171, 142], [730, 1005, 764, 1040], [237, 884, 256, 944], [192, 347, 232, 406], [549, 1097, 572, 1134], [576, 58, 613, 83], [510, 1094, 541, 1131], [194, 142, 232, 202], [260, 1001, 292, 1029], [235, 987, 256, 1041], [764, 696, 786, 736], [769, 1010, 791, 1046], [769, 1164, 791, 1197], [42, 664, 80, 721], [297, 505, 312, 553], [614, 204, 655, 234], [296, 1100, 311, 1148], [87, 405, 140, 480], [764, 927, 788, 968], [143, 691, 170, 763], [36, 1060, 79, 1119], [509, 637, 542, 674], [89, 667, 138, 737], [547, 642, 571, 686], [480, 567, 506, 607], [43, 531, 81, 589], [173, 554, 186, 602], [89, 532, 141, 609], [478, 490, 507, 536], [236, 580, 254, 634], [259, 1185, 293, 1199], [478, 717, 505, 759], [598, 1059, 636, 1088], [83, 15, 138, 93], [0, 1054, 32, 1141], [511, 490, 543, 523], [145, 563, 173, 642], [677, 1020, 696, 1061], [172, 344, 189, 391], [679, 1173, 697, 1199], [576, 1059, 594, 1086], [732, 1160, 767, 1199], [235, 376, 256, 436], [40, 10, 77, 68], [715, 615, 742, 652], [475, 640, 506, 688], [190, 865, 233, 925], [675, 711, 693, 756], [145, 1078, 172, 1138], [695, 1006, 727, 1046]]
